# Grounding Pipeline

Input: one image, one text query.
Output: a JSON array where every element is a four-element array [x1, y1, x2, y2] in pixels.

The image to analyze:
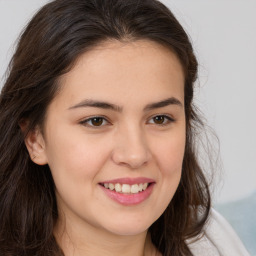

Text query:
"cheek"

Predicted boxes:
[[45, 128, 112, 188], [45, 132, 114, 215], [158, 140, 184, 192], [151, 131, 185, 208], [153, 131, 186, 176]]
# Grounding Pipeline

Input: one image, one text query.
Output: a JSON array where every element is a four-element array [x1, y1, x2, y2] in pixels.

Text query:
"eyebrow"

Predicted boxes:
[[143, 97, 183, 111], [68, 99, 122, 112], [68, 97, 183, 112]]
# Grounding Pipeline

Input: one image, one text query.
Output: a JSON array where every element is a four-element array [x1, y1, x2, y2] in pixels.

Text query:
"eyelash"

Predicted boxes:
[[79, 116, 111, 128], [147, 114, 175, 126], [79, 114, 175, 128]]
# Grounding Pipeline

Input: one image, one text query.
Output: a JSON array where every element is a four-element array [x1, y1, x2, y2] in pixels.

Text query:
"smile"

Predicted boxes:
[[99, 178, 155, 206]]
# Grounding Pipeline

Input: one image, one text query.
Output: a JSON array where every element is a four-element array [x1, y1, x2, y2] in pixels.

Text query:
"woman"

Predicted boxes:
[[0, 0, 249, 255]]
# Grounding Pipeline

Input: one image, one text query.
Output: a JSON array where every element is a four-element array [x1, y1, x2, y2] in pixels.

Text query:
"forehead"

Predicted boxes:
[[55, 40, 185, 108]]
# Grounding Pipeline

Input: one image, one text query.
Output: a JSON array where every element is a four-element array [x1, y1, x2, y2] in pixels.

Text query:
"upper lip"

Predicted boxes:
[[99, 177, 155, 185]]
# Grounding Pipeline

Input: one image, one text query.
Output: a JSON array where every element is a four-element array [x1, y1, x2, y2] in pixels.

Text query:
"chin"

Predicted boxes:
[[102, 216, 155, 236]]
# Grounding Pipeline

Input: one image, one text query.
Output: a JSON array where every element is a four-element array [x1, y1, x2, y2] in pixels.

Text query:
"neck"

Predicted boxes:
[[54, 213, 159, 256]]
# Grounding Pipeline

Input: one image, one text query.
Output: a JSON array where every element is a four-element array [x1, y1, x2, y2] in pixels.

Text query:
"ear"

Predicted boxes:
[[20, 121, 48, 165]]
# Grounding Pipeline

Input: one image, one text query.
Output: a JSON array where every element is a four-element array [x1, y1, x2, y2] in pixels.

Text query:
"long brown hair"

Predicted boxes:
[[0, 0, 210, 255]]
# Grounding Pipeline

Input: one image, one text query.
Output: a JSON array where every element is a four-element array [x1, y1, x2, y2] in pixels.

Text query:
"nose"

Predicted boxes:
[[111, 126, 151, 169]]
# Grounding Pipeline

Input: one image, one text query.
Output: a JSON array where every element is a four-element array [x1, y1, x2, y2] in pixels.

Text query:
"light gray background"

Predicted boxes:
[[0, 0, 255, 205]]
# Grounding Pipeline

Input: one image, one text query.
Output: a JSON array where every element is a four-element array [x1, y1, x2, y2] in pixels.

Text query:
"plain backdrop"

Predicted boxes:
[[0, 0, 255, 205]]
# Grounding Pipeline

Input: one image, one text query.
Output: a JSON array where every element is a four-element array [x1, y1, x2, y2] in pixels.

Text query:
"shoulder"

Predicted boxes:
[[186, 208, 250, 256]]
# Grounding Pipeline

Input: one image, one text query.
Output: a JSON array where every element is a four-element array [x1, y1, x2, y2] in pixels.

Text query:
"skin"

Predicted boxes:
[[26, 40, 186, 256]]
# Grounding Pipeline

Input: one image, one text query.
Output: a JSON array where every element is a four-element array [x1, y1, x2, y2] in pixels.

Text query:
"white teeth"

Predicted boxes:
[[103, 183, 149, 194], [122, 184, 131, 193], [115, 183, 122, 192], [131, 184, 139, 194], [109, 183, 115, 190]]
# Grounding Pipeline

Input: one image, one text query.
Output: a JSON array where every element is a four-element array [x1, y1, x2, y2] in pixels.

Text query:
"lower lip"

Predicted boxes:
[[100, 184, 154, 206]]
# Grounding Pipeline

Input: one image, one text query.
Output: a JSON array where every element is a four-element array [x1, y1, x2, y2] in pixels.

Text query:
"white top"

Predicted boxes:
[[187, 209, 250, 256]]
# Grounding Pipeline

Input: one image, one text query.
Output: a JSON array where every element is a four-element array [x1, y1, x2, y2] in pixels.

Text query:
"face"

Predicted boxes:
[[33, 40, 186, 236]]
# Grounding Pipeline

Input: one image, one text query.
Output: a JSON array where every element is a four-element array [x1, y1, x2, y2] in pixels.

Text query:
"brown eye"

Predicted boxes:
[[148, 115, 174, 126], [153, 116, 165, 124], [80, 116, 109, 127], [91, 117, 104, 126]]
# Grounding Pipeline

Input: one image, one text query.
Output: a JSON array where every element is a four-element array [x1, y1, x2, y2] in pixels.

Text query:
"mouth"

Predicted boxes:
[[99, 178, 155, 205]]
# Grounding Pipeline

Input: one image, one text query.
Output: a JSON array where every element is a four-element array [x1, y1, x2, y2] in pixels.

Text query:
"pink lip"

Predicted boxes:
[[99, 177, 155, 206]]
